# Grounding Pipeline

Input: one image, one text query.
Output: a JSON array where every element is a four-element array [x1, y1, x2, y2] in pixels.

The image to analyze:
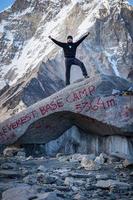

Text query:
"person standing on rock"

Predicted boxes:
[[49, 33, 90, 85]]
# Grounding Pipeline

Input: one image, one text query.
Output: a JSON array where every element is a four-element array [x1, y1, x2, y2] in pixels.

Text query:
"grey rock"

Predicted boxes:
[[69, 172, 95, 179], [110, 152, 130, 160], [17, 151, 26, 157], [86, 176, 97, 185], [130, 172, 133, 176], [65, 176, 87, 187], [71, 154, 96, 162], [37, 192, 63, 200], [26, 156, 33, 160], [37, 165, 47, 172], [81, 157, 101, 171], [0, 170, 22, 179], [95, 179, 130, 190], [37, 173, 56, 185], [2, 185, 37, 200], [3, 147, 21, 157], [0, 162, 17, 170], [0, 75, 132, 159], [107, 156, 121, 163], [96, 174, 109, 180], [23, 174, 36, 185], [64, 177, 74, 186], [53, 185, 71, 192], [123, 159, 133, 168], [74, 193, 88, 200], [95, 153, 105, 164], [21, 168, 29, 176]]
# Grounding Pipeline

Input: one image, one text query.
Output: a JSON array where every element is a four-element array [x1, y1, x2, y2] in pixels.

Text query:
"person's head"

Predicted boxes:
[[67, 35, 73, 43]]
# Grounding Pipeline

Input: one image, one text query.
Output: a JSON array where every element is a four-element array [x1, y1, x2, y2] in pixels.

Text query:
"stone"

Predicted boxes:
[[81, 157, 100, 171], [69, 172, 95, 179], [53, 168, 70, 178], [36, 173, 56, 185], [119, 172, 127, 178], [37, 192, 63, 200], [71, 154, 96, 162], [2, 185, 37, 200], [74, 193, 87, 200], [94, 153, 105, 164], [114, 163, 124, 169], [95, 180, 130, 190], [56, 153, 64, 158], [86, 176, 97, 185], [55, 178, 64, 186], [0, 76, 132, 156], [23, 175, 36, 185], [96, 174, 109, 180], [110, 152, 129, 160], [58, 155, 71, 162], [37, 165, 47, 172], [26, 156, 33, 160], [64, 177, 74, 186], [130, 172, 133, 176], [123, 159, 133, 168], [0, 162, 16, 170], [65, 176, 89, 187], [107, 156, 121, 163], [3, 147, 21, 157], [17, 150, 26, 157], [54, 185, 71, 192], [21, 168, 29, 176], [0, 170, 22, 179]]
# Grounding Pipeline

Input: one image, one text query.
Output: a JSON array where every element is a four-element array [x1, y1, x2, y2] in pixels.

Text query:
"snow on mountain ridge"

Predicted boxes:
[[0, 0, 109, 86], [2, 1, 77, 85]]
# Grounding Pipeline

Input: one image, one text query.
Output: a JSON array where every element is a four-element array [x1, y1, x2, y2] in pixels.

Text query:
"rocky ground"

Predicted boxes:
[[0, 148, 133, 200]]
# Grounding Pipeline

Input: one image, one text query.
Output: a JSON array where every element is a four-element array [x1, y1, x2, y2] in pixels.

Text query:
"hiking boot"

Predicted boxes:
[[84, 75, 89, 79]]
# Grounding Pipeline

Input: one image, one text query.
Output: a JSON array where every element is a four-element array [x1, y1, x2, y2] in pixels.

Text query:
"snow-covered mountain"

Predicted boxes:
[[0, 0, 132, 121]]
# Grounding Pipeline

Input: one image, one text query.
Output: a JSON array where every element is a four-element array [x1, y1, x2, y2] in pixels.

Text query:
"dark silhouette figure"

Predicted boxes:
[[49, 33, 90, 85]]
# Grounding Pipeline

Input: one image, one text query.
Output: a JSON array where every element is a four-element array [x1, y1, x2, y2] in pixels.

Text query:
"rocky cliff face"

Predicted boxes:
[[0, 0, 133, 121]]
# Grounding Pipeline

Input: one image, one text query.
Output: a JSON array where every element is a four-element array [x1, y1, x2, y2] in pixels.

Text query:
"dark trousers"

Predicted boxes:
[[65, 58, 88, 85]]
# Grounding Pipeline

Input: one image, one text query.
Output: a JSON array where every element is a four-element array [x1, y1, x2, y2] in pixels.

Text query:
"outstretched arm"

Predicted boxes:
[[75, 32, 90, 46], [49, 36, 65, 48]]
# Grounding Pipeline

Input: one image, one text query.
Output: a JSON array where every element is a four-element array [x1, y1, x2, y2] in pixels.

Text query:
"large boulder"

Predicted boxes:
[[0, 74, 132, 145]]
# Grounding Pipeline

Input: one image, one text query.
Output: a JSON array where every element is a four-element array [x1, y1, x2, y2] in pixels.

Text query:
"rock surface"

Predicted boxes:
[[2, 185, 36, 200], [123, 159, 133, 168], [95, 179, 130, 189], [0, 75, 132, 146]]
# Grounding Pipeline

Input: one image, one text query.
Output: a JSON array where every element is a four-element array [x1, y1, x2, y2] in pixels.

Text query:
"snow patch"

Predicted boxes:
[[0, 80, 7, 90], [105, 50, 120, 77], [0, 20, 8, 33], [71, 0, 83, 4], [10, 6, 34, 19], [76, 0, 110, 38]]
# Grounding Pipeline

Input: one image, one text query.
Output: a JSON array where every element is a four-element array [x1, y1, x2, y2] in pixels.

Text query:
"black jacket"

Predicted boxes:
[[51, 34, 88, 58]]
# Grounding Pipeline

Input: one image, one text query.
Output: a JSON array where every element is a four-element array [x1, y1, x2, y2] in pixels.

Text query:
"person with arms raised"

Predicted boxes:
[[49, 32, 90, 85]]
